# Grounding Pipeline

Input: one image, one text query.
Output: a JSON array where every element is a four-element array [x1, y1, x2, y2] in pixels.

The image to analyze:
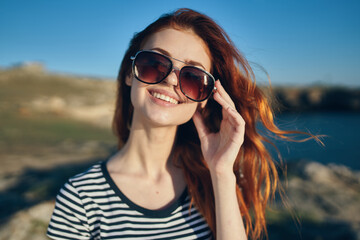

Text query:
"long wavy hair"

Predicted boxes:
[[113, 8, 318, 239]]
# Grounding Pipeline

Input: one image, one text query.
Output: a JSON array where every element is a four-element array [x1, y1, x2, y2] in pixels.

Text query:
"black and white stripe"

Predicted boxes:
[[47, 161, 213, 239]]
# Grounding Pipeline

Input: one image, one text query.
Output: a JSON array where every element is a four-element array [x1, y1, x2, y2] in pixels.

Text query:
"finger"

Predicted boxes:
[[213, 90, 235, 113], [215, 80, 235, 109], [192, 110, 210, 139], [226, 106, 246, 129]]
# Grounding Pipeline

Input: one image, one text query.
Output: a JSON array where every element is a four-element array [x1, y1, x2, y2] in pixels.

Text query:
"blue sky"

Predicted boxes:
[[0, 0, 359, 86]]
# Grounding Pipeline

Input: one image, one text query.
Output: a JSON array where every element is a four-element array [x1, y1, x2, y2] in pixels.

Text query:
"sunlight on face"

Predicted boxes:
[[129, 28, 212, 128]]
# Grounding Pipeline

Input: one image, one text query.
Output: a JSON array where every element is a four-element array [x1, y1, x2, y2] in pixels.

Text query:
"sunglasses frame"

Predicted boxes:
[[130, 50, 216, 102]]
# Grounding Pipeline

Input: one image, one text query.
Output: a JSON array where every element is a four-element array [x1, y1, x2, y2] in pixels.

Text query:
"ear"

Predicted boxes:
[[125, 74, 132, 86]]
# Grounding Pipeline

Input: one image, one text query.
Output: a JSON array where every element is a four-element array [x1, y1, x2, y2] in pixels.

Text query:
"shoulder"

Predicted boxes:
[[68, 161, 104, 183], [47, 164, 105, 240], [59, 161, 107, 199]]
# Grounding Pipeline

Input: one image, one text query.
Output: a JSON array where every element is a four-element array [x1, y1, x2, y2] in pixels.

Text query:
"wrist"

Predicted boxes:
[[209, 162, 235, 177], [209, 168, 236, 185]]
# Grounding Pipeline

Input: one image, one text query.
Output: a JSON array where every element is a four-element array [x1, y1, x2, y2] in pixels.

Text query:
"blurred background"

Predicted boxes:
[[0, 0, 359, 239]]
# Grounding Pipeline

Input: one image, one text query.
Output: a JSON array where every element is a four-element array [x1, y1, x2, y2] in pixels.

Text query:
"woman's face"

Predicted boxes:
[[127, 27, 212, 128]]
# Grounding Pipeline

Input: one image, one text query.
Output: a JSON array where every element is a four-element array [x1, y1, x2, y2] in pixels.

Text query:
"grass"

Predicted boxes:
[[0, 68, 116, 154], [0, 68, 114, 104], [0, 110, 115, 154], [0, 71, 84, 102]]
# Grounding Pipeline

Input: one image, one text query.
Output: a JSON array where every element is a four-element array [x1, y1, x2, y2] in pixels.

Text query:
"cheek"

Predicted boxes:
[[130, 80, 146, 106], [173, 102, 199, 122], [129, 83, 137, 105]]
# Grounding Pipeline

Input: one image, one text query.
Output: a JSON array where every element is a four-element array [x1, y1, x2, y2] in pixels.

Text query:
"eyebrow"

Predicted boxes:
[[149, 47, 206, 70]]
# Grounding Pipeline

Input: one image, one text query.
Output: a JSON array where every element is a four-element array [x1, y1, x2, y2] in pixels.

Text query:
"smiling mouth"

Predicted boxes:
[[150, 91, 179, 104]]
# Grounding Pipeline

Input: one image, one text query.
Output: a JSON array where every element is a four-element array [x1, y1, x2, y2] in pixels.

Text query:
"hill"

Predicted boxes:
[[0, 65, 117, 156], [265, 85, 360, 113]]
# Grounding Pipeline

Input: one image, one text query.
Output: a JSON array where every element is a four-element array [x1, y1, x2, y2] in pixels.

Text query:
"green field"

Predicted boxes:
[[0, 68, 116, 154]]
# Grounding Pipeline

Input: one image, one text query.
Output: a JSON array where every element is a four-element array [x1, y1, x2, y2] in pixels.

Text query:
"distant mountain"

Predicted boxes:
[[265, 86, 360, 113]]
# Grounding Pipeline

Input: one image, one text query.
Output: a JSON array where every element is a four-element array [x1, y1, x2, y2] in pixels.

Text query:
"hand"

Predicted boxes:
[[192, 80, 246, 176]]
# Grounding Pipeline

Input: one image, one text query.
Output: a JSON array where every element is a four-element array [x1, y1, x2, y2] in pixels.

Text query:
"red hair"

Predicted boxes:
[[113, 8, 319, 239]]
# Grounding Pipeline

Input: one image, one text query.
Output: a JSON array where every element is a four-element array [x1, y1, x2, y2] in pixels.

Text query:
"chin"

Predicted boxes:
[[150, 116, 192, 127], [133, 101, 197, 127]]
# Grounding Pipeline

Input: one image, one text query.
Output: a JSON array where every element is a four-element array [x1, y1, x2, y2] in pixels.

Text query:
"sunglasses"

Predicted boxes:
[[130, 50, 216, 102]]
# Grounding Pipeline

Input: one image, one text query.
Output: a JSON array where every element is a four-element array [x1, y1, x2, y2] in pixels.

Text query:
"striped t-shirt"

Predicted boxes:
[[47, 161, 213, 239]]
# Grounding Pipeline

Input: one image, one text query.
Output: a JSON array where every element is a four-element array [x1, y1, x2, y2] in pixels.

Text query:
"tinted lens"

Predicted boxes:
[[133, 51, 172, 84], [179, 66, 214, 101]]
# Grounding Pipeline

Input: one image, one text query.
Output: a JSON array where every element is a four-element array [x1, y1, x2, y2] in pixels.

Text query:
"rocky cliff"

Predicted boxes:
[[264, 86, 360, 113], [268, 160, 360, 240]]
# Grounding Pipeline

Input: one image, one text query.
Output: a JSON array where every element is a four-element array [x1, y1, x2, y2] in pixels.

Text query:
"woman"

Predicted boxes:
[[47, 8, 312, 240]]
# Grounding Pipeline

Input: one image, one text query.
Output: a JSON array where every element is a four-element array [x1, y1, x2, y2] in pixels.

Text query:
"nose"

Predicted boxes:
[[163, 67, 180, 87]]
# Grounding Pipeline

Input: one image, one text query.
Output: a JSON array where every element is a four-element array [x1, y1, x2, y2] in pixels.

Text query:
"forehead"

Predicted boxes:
[[141, 28, 212, 71]]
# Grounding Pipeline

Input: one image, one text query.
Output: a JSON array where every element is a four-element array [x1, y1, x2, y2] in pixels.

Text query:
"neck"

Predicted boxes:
[[113, 123, 178, 179]]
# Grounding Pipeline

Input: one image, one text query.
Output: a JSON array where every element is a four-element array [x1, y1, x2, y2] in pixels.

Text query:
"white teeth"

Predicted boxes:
[[152, 92, 178, 104]]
